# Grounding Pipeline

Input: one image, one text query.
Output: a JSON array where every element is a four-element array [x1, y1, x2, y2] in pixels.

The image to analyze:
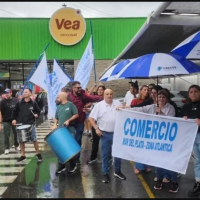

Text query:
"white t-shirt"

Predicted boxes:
[[123, 90, 139, 106], [89, 99, 121, 132]]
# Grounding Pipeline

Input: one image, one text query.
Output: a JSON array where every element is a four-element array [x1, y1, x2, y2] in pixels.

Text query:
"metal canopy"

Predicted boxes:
[[100, 2, 200, 78], [120, 23, 200, 59]]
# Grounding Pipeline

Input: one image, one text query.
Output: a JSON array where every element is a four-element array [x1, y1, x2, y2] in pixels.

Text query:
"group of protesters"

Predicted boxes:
[[52, 80, 200, 196], [1, 80, 200, 197]]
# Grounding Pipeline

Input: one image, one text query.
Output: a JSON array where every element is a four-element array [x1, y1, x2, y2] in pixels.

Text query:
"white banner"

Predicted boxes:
[[112, 109, 198, 174], [74, 37, 94, 89], [29, 52, 48, 91]]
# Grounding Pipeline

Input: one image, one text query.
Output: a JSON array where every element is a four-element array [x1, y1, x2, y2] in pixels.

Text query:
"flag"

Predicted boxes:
[[29, 52, 48, 91], [48, 59, 73, 118], [45, 69, 54, 119], [74, 37, 94, 89]]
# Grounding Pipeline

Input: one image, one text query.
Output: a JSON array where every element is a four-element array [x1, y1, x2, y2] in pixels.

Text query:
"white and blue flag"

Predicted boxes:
[[74, 37, 94, 89], [172, 30, 200, 59], [29, 52, 48, 91]]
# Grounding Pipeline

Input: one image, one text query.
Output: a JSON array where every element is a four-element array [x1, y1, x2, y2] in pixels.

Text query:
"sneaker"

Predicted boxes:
[[56, 164, 66, 174], [68, 165, 77, 174], [102, 174, 110, 183], [188, 182, 200, 197], [169, 182, 179, 193], [114, 171, 126, 180], [87, 158, 97, 164], [134, 168, 140, 175], [15, 146, 21, 151], [17, 156, 26, 162], [154, 179, 162, 190], [36, 154, 43, 162], [4, 149, 9, 155]]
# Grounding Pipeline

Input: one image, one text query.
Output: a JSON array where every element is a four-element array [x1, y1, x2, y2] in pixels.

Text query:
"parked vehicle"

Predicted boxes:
[[169, 91, 186, 108]]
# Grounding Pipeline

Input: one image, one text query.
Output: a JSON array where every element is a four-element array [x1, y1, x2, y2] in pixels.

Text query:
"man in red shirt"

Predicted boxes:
[[68, 81, 103, 165]]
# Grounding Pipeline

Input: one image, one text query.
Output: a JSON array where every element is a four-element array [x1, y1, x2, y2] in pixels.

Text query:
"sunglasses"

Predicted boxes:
[[74, 87, 82, 90]]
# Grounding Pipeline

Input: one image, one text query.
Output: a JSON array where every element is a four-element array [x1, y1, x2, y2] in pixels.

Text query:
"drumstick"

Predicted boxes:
[[30, 110, 36, 117], [15, 123, 22, 126]]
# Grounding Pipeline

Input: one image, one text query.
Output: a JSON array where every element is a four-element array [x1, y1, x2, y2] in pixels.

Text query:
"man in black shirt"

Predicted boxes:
[[0, 88, 20, 154], [12, 88, 42, 163]]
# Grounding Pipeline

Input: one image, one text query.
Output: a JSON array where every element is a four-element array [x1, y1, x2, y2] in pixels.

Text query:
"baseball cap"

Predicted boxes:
[[3, 88, 12, 93]]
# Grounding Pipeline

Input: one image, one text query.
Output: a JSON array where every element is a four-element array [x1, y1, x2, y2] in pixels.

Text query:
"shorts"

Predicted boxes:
[[30, 125, 37, 142]]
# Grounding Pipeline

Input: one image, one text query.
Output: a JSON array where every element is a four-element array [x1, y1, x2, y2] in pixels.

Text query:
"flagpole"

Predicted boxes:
[[21, 43, 50, 94], [90, 21, 97, 82], [54, 58, 74, 81]]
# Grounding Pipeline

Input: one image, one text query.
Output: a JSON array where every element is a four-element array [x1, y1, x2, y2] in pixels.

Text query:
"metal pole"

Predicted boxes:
[[8, 63, 11, 88], [22, 63, 24, 84], [21, 43, 50, 95], [90, 21, 97, 82]]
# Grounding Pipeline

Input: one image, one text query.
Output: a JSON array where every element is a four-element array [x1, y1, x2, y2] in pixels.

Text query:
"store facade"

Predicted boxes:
[[0, 16, 146, 95]]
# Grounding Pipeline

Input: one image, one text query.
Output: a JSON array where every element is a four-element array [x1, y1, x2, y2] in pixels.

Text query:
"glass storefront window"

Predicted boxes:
[[0, 61, 74, 94], [10, 63, 23, 80]]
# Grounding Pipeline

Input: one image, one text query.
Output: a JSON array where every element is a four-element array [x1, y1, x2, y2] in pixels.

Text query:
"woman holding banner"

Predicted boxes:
[[117, 90, 179, 193], [182, 85, 200, 197]]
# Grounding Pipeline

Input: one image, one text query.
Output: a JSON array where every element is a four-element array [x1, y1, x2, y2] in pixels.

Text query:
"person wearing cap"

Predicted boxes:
[[0, 88, 20, 154]]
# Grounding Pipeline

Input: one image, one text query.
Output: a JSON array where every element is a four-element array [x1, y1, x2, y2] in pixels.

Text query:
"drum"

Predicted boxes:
[[45, 125, 81, 164], [16, 125, 32, 143]]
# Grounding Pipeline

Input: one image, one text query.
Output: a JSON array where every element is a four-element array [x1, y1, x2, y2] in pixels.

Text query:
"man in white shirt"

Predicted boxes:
[[89, 89, 126, 183], [123, 82, 139, 106]]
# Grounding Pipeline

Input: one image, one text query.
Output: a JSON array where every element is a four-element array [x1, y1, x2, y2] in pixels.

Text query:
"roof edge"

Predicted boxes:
[[99, 2, 172, 79]]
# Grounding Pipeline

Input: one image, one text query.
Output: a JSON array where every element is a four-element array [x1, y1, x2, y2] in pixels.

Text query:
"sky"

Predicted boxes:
[[0, 2, 164, 18]]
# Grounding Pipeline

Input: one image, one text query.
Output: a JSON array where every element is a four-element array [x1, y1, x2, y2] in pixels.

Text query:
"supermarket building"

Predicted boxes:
[[0, 15, 146, 96]]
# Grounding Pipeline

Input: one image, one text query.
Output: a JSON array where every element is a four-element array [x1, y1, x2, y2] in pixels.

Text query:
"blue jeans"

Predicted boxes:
[[193, 133, 200, 181], [135, 162, 150, 170], [101, 131, 121, 174], [156, 167, 178, 182], [74, 123, 84, 161]]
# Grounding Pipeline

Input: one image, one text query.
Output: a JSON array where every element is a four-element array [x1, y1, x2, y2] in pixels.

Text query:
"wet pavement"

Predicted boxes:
[[0, 115, 198, 198]]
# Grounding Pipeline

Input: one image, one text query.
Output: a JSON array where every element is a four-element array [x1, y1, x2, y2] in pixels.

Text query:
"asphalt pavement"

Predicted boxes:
[[0, 115, 198, 198]]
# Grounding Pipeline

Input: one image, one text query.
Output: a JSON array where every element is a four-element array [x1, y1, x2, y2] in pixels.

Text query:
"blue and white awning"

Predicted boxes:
[[116, 53, 200, 79], [100, 59, 132, 81], [172, 30, 200, 59]]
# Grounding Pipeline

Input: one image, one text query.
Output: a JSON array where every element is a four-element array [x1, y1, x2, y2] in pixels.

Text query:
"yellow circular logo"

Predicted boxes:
[[49, 7, 86, 46]]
